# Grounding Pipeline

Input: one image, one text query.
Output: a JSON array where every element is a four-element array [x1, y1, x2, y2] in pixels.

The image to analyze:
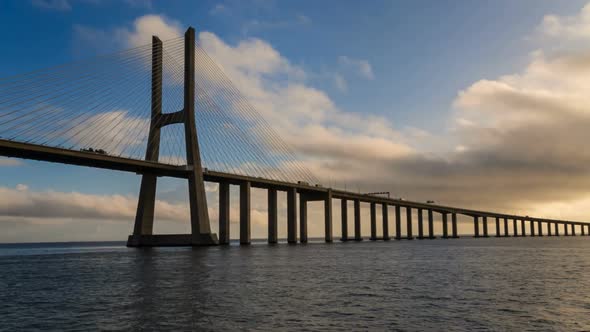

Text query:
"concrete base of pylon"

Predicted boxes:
[[126, 233, 218, 247]]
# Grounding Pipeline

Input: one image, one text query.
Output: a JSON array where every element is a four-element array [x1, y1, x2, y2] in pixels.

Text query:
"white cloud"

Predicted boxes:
[[338, 55, 375, 80], [538, 3, 590, 40], [0, 185, 188, 222], [0, 157, 22, 167]]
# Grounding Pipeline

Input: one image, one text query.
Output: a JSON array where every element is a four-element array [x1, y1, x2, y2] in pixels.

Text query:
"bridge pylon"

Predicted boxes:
[[127, 27, 218, 247]]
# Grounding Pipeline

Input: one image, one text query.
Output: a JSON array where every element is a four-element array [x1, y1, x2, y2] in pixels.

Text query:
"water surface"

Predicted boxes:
[[1, 238, 589, 331]]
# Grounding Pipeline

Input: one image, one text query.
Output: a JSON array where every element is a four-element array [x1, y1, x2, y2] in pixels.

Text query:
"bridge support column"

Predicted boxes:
[[504, 218, 509, 237], [240, 182, 251, 245], [442, 213, 449, 239], [547, 222, 552, 236], [473, 216, 480, 237], [268, 188, 278, 244], [370, 202, 377, 241], [483, 216, 488, 237], [219, 182, 230, 245], [564, 223, 569, 236], [382, 203, 390, 240], [324, 190, 333, 243], [520, 219, 526, 237], [354, 199, 362, 241], [537, 220, 543, 236], [513, 219, 518, 237], [299, 195, 308, 243], [495, 217, 501, 237], [530, 219, 535, 237], [287, 188, 297, 244], [555, 222, 560, 236], [582, 225, 586, 236], [572, 224, 576, 236], [452, 213, 459, 238], [340, 199, 348, 241], [417, 209, 424, 239], [406, 207, 413, 239], [395, 205, 402, 240], [428, 209, 435, 239]]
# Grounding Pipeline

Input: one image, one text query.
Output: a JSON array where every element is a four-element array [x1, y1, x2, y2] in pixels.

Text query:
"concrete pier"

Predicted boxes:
[[520, 219, 526, 237], [417, 209, 424, 239], [240, 182, 251, 245], [483, 216, 488, 237], [287, 187, 297, 244], [428, 209, 435, 239], [299, 195, 308, 243], [324, 190, 333, 243], [452, 213, 459, 238], [473, 216, 480, 237], [582, 224, 586, 236], [354, 199, 362, 241], [382, 203, 390, 240], [267, 188, 278, 244], [442, 213, 449, 239], [219, 182, 230, 245], [513, 219, 518, 237], [395, 205, 402, 240], [495, 217, 501, 237], [504, 218, 509, 237], [555, 222, 560, 236], [564, 223, 569, 236], [406, 207, 413, 239], [537, 220, 543, 237], [547, 222, 552, 236], [370, 202, 377, 241], [571, 223, 576, 236], [530, 219, 535, 237], [340, 199, 348, 241]]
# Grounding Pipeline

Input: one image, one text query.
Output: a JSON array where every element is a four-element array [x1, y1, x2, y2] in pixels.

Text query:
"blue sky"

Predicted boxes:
[[2, 0, 590, 241]]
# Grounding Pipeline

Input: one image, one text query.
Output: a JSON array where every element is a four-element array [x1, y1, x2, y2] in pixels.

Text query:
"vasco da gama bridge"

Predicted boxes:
[[0, 27, 588, 246]]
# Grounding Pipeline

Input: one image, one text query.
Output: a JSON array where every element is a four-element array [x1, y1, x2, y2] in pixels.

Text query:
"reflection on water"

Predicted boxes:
[[1, 238, 589, 331]]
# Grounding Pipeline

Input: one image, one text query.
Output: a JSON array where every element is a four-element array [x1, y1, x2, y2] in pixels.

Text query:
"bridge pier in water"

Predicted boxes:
[[340, 199, 349, 241], [473, 216, 480, 237], [287, 188, 297, 244], [395, 206, 402, 240], [370, 202, 377, 241], [354, 199, 362, 241], [268, 188, 278, 244], [383, 204, 390, 240], [503, 218, 509, 237], [406, 207, 414, 240], [442, 213, 449, 239], [451, 213, 459, 238], [428, 210, 436, 239], [417, 209, 425, 239]]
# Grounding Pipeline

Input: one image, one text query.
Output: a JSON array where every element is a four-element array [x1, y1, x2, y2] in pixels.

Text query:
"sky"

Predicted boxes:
[[1, 0, 590, 242]]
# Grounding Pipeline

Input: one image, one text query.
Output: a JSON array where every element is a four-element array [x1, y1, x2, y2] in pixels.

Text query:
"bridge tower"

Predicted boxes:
[[127, 27, 218, 247]]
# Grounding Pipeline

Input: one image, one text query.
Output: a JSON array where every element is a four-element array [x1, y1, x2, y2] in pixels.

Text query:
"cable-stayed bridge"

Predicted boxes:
[[0, 27, 588, 246]]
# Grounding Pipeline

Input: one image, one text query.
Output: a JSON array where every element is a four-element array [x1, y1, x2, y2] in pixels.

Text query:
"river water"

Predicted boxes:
[[0, 237, 589, 331]]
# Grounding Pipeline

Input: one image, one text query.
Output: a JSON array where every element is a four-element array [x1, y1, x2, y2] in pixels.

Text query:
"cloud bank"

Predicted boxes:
[[6, 4, 590, 241]]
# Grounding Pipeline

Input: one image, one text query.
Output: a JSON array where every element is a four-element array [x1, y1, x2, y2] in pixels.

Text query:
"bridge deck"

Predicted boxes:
[[0, 139, 586, 226]]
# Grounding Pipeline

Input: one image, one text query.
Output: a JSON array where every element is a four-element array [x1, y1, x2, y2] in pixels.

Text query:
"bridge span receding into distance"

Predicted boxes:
[[0, 27, 588, 246]]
